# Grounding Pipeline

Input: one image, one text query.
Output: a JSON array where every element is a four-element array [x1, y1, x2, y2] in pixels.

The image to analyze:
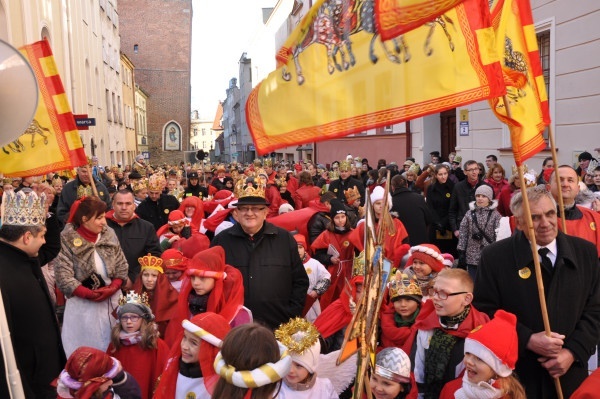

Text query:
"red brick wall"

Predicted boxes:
[[118, 0, 192, 166]]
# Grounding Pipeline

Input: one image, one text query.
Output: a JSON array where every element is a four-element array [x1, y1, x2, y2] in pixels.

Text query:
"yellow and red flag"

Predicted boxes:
[[0, 40, 87, 177], [488, 0, 550, 165], [247, 0, 505, 155], [375, 0, 467, 40]]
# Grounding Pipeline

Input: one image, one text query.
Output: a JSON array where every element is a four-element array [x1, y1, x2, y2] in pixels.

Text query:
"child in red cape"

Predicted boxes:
[[156, 210, 192, 250], [163, 246, 245, 347], [160, 248, 188, 292]]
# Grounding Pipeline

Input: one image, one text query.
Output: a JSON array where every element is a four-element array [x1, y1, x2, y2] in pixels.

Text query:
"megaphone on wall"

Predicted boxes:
[[0, 39, 39, 148]]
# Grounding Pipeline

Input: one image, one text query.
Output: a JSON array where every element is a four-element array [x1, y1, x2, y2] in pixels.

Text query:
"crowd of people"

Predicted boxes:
[[0, 148, 600, 398]]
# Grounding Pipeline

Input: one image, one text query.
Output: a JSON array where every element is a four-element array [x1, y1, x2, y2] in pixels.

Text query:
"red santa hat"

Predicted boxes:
[[464, 310, 518, 377], [168, 210, 187, 225], [442, 253, 454, 268], [160, 249, 188, 272], [293, 233, 307, 249], [406, 244, 445, 272]]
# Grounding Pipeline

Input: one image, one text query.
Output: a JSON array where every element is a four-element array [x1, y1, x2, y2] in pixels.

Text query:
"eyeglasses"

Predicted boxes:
[[427, 288, 468, 300], [237, 206, 267, 213], [120, 315, 141, 322], [465, 168, 479, 172]]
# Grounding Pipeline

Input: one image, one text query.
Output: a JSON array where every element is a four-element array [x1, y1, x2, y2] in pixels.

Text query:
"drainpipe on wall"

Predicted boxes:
[[405, 120, 412, 159]]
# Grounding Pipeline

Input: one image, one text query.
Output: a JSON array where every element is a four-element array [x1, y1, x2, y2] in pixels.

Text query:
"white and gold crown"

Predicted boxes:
[[1, 189, 47, 227], [388, 272, 423, 300], [118, 290, 151, 308]]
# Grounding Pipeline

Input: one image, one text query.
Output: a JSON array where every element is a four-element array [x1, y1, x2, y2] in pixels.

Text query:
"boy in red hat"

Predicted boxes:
[[440, 310, 525, 399], [156, 210, 192, 250], [413, 268, 490, 399], [403, 243, 448, 294]]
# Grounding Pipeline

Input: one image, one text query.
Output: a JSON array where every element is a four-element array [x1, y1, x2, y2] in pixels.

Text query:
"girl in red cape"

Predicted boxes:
[[160, 248, 188, 292], [131, 254, 179, 337], [179, 195, 205, 233], [311, 199, 355, 310], [153, 312, 230, 399], [163, 246, 245, 347], [106, 290, 169, 399]]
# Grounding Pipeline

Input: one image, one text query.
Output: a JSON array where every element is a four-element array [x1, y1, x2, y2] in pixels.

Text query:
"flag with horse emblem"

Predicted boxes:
[[246, 0, 505, 155], [0, 40, 87, 177], [488, 0, 550, 165]]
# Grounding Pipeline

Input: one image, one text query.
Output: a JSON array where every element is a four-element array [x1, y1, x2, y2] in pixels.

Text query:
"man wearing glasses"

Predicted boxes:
[[474, 187, 600, 398], [412, 268, 489, 399], [448, 159, 490, 240], [211, 181, 309, 330]]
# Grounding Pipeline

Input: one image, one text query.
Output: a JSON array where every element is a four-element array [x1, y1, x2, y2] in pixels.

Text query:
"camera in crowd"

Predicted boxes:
[[471, 232, 483, 241]]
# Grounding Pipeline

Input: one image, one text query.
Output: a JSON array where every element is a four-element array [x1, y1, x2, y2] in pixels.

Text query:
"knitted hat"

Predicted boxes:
[[293, 234, 307, 249], [161, 248, 188, 271], [403, 160, 414, 167], [275, 318, 321, 374], [117, 291, 154, 321], [442, 253, 455, 268], [406, 244, 445, 272], [329, 198, 347, 218], [370, 186, 392, 209], [464, 310, 518, 377], [374, 347, 411, 383], [186, 246, 226, 279], [453, 155, 463, 164], [475, 184, 494, 201]]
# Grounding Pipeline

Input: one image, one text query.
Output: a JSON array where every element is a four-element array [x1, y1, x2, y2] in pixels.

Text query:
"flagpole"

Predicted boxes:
[[86, 164, 99, 197], [548, 124, 567, 233], [505, 96, 564, 399]]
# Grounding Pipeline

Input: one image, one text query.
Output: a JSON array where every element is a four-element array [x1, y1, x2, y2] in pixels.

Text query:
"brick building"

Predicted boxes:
[[118, 0, 193, 165]]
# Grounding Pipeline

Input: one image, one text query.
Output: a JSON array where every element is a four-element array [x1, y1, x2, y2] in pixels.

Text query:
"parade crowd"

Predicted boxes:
[[1, 149, 600, 399]]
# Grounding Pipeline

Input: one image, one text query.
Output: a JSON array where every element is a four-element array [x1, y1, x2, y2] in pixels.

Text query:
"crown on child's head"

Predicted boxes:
[[388, 272, 423, 301], [344, 186, 361, 203], [118, 290, 150, 308], [138, 253, 164, 274], [352, 251, 365, 278], [275, 317, 319, 355], [1, 189, 47, 227]]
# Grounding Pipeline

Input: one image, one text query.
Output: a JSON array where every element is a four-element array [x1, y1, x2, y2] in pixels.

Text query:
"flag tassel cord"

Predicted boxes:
[[504, 95, 564, 399]]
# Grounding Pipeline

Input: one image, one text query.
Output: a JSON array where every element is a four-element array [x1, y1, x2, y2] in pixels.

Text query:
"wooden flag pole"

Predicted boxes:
[[86, 164, 99, 197], [548, 124, 567, 233], [504, 95, 563, 399]]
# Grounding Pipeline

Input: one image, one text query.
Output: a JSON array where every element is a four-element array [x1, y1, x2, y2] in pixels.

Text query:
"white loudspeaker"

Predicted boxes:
[[0, 39, 38, 148]]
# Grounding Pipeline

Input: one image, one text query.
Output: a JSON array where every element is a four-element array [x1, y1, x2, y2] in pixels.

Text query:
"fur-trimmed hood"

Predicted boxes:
[[468, 199, 498, 211]]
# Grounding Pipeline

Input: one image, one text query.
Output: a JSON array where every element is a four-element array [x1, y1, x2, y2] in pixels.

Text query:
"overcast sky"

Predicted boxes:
[[191, 0, 277, 120]]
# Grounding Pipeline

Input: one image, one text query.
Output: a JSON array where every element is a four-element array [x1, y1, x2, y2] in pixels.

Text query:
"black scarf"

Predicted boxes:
[[188, 291, 209, 315], [179, 358, 202, 378]]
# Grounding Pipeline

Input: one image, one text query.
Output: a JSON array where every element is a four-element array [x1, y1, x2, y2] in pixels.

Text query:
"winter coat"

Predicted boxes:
[[293, 184, 322, 210], [426, 181, 454, 232], [0, 216, 65, 398], [135, 194, 181, 231], [56, 176, 111, 223], [448, 179, 489, 232], [211, 221, 309, 329], [474, 231, 600, 399], [55, 223, 129, 297], [457, 201, 501, 265], [391, 187, 432, 246], [328, 176, 365, 205], [484, 177, 509, 199]]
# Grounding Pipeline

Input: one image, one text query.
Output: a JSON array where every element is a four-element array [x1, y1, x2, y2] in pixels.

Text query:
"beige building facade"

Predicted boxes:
[[121, 52, 136, 166]]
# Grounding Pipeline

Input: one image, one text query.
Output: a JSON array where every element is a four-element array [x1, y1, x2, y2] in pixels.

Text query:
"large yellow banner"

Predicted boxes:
[[247, 0, 505, 155], [0, 40, 87, 177]]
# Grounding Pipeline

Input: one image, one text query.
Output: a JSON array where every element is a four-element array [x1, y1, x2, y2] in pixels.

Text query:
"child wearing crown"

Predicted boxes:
[[163, 246, 246, 347], [132, 254, 179, 337], [154, 312, 231, 399], [155, 210, 192, 250], [107, 290, 169, 399], [380, 272, 423, 359]]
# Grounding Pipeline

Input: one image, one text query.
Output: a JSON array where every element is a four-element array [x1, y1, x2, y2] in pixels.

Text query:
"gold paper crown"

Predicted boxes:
[[453, 155, 462, 164], [263, 158, 273, 167], [511, 164, 537, 187], [353, 250, 365, 278], [132, 178, 148, 193], [253, 158, 262, 166], [275, 317, 319, 355], [118, 290, 151, 308], [148, 173, 166, 191], [344, 186, 361, 203], [2, 178, 12, 185], [339, 160, 352, 172], [388, 272, 423, 300], [76, 184, 93, 199], [408, 163, 420, 175], [138, 253, 164, 273], [1, 189, 47, 227], [235, 178, 266, 200], [328, 170, 339, 181]]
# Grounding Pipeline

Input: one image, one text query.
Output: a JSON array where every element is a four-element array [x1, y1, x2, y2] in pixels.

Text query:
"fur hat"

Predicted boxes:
[[370, 186, 392, 209], [374, 347, 411, 383], [329, 198, 347, 218], [475, 184, 494, 201], [406, 244, 445, 272], [464, 310, 518, 377], [275, 318, 320, 374]]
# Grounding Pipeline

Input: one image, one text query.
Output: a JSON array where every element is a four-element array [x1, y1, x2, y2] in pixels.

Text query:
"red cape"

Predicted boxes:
[[413, 300, 490, 338], [268, 198, 329, 238]]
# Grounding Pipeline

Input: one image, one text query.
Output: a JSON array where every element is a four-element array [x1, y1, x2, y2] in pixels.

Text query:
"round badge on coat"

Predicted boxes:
[[591, 222, 596, 231], [164, 209, 170, 214], [518, 267, 531, 279], [73, 238, 82, 247], [343, 241, 349, 247], [305, 267, 312, 275], [445, 193, 451, 198]]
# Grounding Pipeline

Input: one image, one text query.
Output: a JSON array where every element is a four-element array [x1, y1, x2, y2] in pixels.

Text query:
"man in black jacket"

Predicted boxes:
[[390, 174, 432, 246], [56, 166, 111, 223], [135, 174, 180, 231], [106, 190, 161, 287], [328, 160, 365, 206], [0, 190, 65, 398], [211, 181, 308, 329], [474, 187, 600, 399]]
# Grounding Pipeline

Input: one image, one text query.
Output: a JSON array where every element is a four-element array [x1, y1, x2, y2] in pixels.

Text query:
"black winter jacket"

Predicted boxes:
[[135, 194, 181, 231]]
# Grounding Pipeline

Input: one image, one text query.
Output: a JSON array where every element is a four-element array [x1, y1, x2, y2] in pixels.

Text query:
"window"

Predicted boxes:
[[134, 44, 138, 54], [537, 29, 551, 141], [106, 89, 112, 121]]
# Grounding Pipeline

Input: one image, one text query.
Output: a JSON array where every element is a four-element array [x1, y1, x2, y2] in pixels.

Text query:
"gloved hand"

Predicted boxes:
[[434, 223, 444, 232], [91, 279, 123, 302], [457, 251, 467, 270], [73, 285, 101, 300]]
